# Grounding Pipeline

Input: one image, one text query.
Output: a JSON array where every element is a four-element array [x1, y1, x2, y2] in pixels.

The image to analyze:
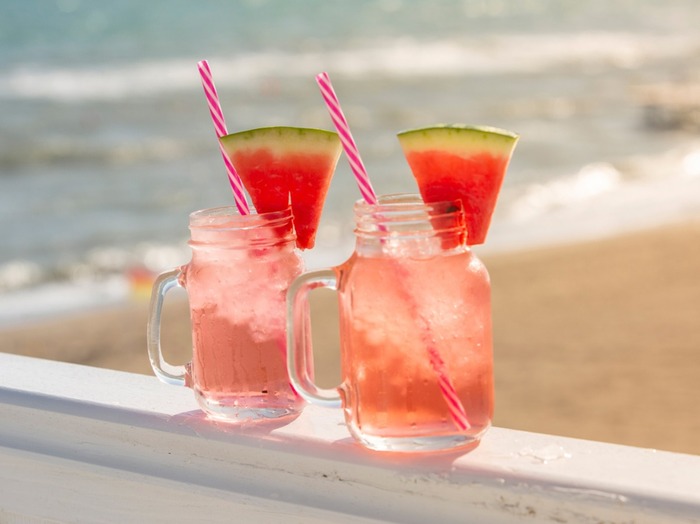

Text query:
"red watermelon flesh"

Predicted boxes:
[[397, 125, 518, 245], [220, 127, 342, 250]]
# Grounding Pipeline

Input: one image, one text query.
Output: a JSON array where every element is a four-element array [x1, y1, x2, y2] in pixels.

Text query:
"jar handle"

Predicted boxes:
[[286, 269, 342, 408], [147, 268, 188, 386]]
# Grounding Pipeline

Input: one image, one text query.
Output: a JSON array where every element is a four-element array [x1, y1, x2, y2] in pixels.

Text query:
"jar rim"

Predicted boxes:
[[189, 205, 294, 230], [353, 193, 467, 243], [353, 193, 462, 216]]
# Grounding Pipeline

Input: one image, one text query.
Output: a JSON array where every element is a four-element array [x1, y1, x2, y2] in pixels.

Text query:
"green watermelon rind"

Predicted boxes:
[[220, 126, 341, 154], [397, 124, 519, 156]]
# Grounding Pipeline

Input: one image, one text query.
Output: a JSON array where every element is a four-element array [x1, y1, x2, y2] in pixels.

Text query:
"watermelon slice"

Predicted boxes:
[[220, 126, 342, 250], [397, 124, 518, 245]]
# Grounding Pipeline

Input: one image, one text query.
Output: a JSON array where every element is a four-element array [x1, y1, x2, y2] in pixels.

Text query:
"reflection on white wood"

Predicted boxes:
[[0, 352, 698, 523]]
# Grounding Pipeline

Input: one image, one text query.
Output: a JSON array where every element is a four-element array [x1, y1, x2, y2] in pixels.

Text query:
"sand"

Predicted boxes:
[[2, 221, 699, 455]]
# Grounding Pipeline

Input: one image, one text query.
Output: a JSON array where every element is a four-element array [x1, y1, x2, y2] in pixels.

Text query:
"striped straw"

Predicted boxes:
[[427, 346, 470, 430], [315, 72, 377, 205], [197, 60, 250, 215], [315, 71, 470, 431]]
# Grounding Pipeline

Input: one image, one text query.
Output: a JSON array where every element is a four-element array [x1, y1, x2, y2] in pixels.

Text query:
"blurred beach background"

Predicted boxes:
[[1, 0, 699, 454]]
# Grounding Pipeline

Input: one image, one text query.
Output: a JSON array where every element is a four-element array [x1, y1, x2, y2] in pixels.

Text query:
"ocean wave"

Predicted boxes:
[[0, 242, 189, 293], [507, 142, 700, 223], [1, 32, 697, 102], [0, 136, 202, 169], [509, 163, 622, 222]]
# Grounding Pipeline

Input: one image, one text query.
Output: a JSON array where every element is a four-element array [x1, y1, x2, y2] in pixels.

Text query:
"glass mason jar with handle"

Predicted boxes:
[[148, 205, 305, 423], [287, 194, 493, 452]]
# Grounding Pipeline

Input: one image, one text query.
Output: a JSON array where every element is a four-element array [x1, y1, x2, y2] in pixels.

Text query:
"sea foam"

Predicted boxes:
[[1, 31, 698, 102]]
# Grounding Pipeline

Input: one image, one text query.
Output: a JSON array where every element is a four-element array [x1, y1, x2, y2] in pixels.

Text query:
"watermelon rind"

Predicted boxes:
[[220, 126, 341, 151], [397, 124, 519, 155]]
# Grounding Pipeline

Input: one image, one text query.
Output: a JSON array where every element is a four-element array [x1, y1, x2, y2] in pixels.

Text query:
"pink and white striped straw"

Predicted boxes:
[[315, 72, 377, 206], [315, 71, 470, 431], [197, 60, 250, 215]]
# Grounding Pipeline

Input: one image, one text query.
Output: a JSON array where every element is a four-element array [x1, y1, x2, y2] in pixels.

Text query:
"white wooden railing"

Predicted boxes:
[[0, 352, 699, 523]]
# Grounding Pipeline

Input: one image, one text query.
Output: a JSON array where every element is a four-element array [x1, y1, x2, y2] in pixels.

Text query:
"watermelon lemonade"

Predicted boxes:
[[288, 195, 494, 452], [148, 206, 304, 423], [148, 122, 341, 423], [341, 240, 493, 447]]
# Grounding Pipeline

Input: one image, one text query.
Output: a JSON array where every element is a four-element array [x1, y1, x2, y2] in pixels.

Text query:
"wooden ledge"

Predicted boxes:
[[0, 352, 698, 523]]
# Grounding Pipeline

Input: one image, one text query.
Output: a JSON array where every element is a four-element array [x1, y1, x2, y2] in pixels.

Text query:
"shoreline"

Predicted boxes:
[[2, 220, 699, 456]]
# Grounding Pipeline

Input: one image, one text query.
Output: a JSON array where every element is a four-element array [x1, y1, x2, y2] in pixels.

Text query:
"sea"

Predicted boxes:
[[2, 0, 700, 325]]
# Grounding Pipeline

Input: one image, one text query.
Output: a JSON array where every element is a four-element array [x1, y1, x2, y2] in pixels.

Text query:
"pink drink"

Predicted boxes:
[[340, 249, 493, 445], [288, 195, 494, 452], [148, 206, 304, 423]]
